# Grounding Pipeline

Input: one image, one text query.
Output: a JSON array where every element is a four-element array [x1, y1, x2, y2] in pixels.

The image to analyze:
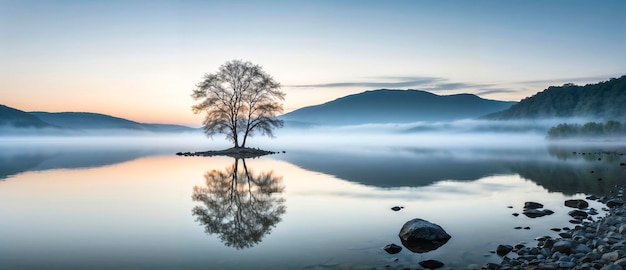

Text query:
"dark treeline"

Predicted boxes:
[[486, 75, 626, 120], [547, 120, 626, 139]]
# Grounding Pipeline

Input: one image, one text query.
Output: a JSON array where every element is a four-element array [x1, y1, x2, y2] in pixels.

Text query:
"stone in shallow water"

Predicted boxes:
[[564, 199, 589, 209], [568, 209, 589, 218], [559, 232, 572, 238], [399, 218, 451, 242], [496, 244, 513, 256], [398, 218, 451, 253], [607, 199, 626, 208], [391, 206, 403, 211], [524, 201, 544, 209], [523, 209, 547, 218], [522, 208, 554, 218], [418, 259, 444, 269], [383, 243, 402, 254]]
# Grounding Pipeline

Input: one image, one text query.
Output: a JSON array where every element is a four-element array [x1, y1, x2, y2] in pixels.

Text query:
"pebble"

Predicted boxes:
[[418, 259, 444, 269], [383, 243, 402, 254]]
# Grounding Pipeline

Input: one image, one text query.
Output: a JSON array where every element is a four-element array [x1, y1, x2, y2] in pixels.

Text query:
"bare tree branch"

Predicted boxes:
[[191, 60, 285, 148]]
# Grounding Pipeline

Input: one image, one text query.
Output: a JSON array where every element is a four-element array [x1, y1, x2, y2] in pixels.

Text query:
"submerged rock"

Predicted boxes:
[[391, 206, 403, 211], [383, 243, 402, 254], [523, 209, 554, 218], [524, 201, 544, 209], [418, 259, 444, 269]]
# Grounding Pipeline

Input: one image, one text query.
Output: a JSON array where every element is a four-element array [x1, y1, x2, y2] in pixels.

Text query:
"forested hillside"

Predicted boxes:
[[485, 76, 626, 120]]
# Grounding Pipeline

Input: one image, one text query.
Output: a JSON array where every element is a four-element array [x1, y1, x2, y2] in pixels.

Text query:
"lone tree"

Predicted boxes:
[[191, 60, 285, 148]]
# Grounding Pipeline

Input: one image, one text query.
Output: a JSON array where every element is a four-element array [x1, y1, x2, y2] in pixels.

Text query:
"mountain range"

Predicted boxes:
[[0, 105, 53, 128], [0, 104, 195, 134], [281, 90, 516, 125], [2, 75, 625, 134]]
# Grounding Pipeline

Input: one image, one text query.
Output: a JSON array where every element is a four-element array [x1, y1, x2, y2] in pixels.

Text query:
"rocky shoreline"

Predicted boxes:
[[176, 147, 282, 159], [479, 191, 626, 270], [390, 191, 626, 270]]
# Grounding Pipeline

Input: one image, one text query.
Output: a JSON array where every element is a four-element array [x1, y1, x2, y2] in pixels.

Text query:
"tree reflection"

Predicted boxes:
[[191, 158, 286, 249]]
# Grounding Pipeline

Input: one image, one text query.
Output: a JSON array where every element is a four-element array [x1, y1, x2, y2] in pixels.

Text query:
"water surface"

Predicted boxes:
[[1, 138, 625, 269]]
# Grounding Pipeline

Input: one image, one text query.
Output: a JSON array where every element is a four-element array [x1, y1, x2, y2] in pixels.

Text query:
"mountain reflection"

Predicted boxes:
[[511, 145, 626, 195], [0, 146, 163, 180], [281, 147, 626, 196], [191, 158, 286, 249]]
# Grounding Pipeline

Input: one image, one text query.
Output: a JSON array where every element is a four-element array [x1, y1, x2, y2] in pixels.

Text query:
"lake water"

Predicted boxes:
[[1, 136, 625, 269]]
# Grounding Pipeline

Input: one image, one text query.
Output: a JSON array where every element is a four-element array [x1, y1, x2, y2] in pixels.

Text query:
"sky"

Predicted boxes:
[[1, 0, 625, 126]]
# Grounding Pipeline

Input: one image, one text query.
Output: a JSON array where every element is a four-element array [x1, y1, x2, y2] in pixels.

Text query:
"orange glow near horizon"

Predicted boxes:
[[2, 1, 624, 126]]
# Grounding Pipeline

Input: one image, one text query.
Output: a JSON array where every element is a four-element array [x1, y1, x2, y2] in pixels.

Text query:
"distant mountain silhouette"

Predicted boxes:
[[0, 104, 55, 128], [30, 111, 195, 132], [281, 89, 516, 125], [30, 111, 151, 130], [0, 104, 195, 134], [484, 75, 626, 120]]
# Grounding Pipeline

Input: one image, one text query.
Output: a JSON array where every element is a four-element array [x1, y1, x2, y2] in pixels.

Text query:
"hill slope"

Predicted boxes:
[[0, 104, 54, 128], [0, 104, 195, 134], [484, 75, 626, 120], [281, 89, 516, 125], [30, 112, 148, 130], [30, 112, 195, 132]]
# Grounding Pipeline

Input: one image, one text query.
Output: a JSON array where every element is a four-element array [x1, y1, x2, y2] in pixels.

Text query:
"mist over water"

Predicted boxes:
[[267, 118, 626, 153], [1, 121, 626, 269], [1, 116, 614, 152]]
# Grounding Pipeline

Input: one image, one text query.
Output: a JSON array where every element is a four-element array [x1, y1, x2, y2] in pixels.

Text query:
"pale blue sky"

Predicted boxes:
[[1, 0, 624, 125]]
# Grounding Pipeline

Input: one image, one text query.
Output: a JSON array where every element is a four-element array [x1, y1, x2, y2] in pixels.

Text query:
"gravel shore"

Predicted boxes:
[[480, 188, 626, 270]]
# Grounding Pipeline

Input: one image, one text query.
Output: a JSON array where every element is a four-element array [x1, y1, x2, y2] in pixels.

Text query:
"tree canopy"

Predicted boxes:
[[191, 60, 285, 148], [547, 120, 626, 139], [485, 75, 626, 120]]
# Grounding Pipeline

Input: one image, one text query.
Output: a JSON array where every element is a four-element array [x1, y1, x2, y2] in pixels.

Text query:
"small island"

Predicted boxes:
[[176, 147, 280, 159]]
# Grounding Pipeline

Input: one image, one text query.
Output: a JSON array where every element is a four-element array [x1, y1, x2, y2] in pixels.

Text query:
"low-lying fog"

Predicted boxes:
[[1, 118, 623, 153]]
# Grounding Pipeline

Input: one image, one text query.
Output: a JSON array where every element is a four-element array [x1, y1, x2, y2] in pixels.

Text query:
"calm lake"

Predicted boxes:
[[1, 135, 625, 269]]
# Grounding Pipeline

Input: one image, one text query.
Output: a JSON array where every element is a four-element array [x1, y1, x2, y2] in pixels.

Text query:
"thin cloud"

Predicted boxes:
[[476, 88, 518, 96], [425, 82, 495, 91], [287, 76, 497, 92], [519, 75, 617, 85], [287, 76, 443, 89]]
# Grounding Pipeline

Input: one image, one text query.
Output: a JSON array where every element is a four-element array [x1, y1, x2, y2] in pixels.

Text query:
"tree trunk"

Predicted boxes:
[[241, 130, 249, 148], [233, 127, 240, 148]]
